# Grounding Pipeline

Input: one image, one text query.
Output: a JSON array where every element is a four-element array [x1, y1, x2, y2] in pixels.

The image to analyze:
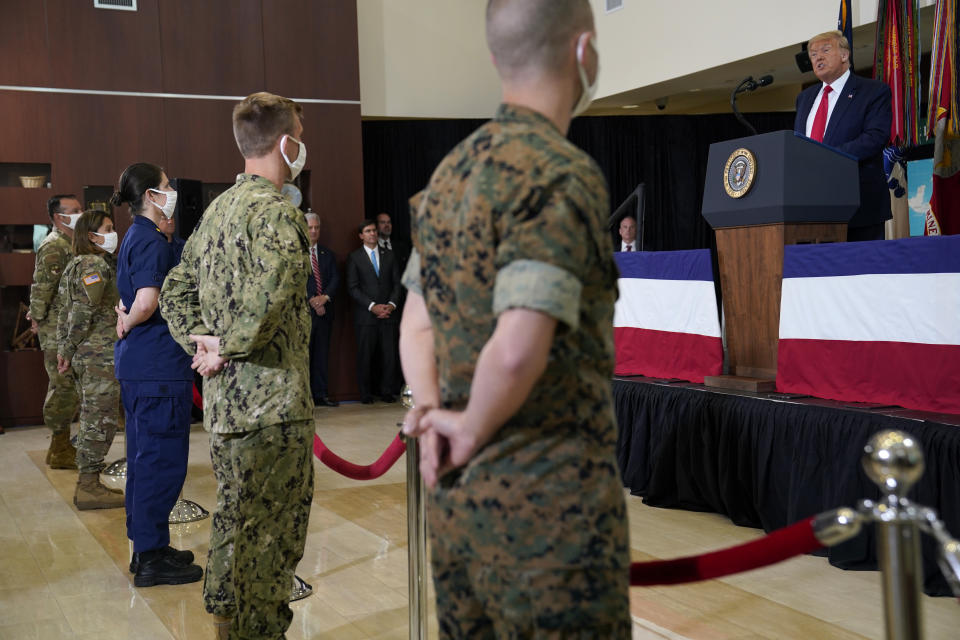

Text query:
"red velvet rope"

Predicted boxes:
[[630, 515, 823, 586], [312, 433, 407, 481]]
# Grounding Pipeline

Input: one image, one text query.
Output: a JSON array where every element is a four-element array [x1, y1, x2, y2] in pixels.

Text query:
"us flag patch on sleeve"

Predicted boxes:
[[82, 273, 102, 286]]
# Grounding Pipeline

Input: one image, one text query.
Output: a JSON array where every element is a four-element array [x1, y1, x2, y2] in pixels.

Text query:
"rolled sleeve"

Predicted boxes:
[[493, 259, 581, 329], [401, 248, 422, 296], [130, 236, 172, 289]]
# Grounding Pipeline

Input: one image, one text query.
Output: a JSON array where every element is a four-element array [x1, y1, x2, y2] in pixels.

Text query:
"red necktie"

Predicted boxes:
[[311, 247, 322, 292], [810, 85, 832, 143], [626, 245, 633, 252]]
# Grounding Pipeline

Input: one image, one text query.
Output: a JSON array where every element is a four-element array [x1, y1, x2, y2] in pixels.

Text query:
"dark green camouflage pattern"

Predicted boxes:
[[404, 103, 630, 635], [202, 421, 314, 638], [57, 254, 120, 473], [159, 172, 314, 639], [160, 173, 313, 434]]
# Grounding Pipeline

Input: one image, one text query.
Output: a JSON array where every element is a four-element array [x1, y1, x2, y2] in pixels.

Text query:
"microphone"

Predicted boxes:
[[735, 76, 757, 94], [735, 75, 775, 94], [755, 75, 774, 89]]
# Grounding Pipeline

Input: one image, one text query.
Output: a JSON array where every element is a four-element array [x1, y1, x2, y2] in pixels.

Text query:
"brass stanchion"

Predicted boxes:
[[401, 386, 428, 640]]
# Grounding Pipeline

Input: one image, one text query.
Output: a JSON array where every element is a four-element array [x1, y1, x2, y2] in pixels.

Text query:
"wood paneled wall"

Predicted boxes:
[[0, 0, 366, 406]]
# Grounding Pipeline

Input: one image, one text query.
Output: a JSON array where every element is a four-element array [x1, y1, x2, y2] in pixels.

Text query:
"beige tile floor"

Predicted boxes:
[[1, 402, 957, 639]]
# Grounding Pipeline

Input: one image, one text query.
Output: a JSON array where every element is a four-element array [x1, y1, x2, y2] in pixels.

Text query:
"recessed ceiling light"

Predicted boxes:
[[621, 104, 639, 109], [688, 88, 702, 92]]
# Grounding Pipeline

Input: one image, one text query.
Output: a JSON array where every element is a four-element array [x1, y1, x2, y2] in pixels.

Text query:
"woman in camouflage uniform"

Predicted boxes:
[[57, 209, 124, 510]]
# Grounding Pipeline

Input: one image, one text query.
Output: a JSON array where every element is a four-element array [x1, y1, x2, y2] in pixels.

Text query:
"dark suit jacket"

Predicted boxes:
[[794, 73, 892, 228], [346, 245, 401, 326], [379, 236, 411, 272], [307, 243, 339, 320]]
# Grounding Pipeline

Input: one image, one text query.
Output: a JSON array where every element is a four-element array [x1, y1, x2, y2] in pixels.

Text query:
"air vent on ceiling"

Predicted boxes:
[[94, 0, 137, 11], [606, 0, 624, 13]]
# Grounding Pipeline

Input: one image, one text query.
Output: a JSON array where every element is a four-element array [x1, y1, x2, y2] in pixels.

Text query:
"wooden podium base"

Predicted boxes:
[[703, 375, 776, 392]]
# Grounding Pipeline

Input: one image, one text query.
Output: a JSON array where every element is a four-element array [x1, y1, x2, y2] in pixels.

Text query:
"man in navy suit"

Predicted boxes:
[[305, 212, 340, 406], [346, 219, 401, 404], [794, 30, 892, 241]]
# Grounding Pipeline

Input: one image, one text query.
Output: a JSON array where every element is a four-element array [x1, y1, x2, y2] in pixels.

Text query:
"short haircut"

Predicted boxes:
[[72, 210, 112, 256], [304, 212, 320, 223], [808, 30, 850, 54], [358, 219, 377, 235], [47, 194, 78, 221], [486, 0, 594, 79], [232, 92, 304, 159], [376, 212, 391, 221]]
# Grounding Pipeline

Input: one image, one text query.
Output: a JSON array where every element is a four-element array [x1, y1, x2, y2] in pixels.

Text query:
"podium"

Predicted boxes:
[[702, 131, 859, 390]]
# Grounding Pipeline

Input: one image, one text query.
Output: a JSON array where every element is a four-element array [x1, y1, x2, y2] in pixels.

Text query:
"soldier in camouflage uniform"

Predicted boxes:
[[160, 92, 313, 640], [29, 195, 82, 469], [400, 1, 631, 637], [57, 209, 124, 510]]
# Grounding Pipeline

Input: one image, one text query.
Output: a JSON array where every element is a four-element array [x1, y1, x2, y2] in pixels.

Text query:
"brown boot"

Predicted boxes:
[[74, 472, 124, 510], [213, 615, 233, 640], [47, 431, 77, 470]]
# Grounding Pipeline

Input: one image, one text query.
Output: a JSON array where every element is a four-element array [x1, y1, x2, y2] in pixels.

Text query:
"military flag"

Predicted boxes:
[[874, 0, 921, 146], [925, 0, 960, 235]]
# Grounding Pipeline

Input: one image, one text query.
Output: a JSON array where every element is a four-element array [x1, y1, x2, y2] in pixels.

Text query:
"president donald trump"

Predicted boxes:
[[795, 30, 892, 241]]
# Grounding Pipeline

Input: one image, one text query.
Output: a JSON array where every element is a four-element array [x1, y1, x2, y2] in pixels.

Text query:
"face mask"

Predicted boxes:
[[148, 188, 178, 219], [572, 36, 600, 118], [60, 212, 82, 230], [280, 135, 307, 181], [92, 231, 119, 254]]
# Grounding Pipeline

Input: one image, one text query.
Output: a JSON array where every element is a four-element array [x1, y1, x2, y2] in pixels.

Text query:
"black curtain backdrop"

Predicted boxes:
[[361, 111, 796, 252], [613, 379, 959, 597]]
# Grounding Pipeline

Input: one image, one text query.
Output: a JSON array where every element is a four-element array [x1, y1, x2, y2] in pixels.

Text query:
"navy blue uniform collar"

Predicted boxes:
[[132, 215, 164, 236]]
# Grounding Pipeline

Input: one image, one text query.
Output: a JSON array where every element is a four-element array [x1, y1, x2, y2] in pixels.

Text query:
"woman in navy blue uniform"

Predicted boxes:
[[111, 163, 203, 587]]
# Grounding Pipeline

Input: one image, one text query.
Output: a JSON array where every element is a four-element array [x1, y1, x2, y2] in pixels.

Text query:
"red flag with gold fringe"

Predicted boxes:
[[874, 0, 921, 146], [926, 0, 960, 235]]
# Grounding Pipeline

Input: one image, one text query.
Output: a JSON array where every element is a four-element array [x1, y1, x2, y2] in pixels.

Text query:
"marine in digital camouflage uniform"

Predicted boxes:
[[57, 252, 121, 478], [30, 205, 81, 468], [400, 1, 630, 637], [160, 94, 313, 639]]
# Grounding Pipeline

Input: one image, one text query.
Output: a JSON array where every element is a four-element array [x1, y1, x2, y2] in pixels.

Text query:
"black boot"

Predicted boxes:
[[129, 546, 195, 573], [134, 549, 203, 587]]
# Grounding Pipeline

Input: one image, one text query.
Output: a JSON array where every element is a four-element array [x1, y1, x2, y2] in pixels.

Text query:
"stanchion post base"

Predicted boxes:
[[290, 575, 313, 602], [169, 498, 210, 524], [103, 458, 127, 478]]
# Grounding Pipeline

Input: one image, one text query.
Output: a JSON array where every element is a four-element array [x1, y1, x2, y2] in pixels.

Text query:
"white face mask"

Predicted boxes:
[[148, 188, 178, 219], [572, 35, 600, 118], [60, 212, 82, 230], [280, 135, 307, 181], [91, 231, 119, 254]]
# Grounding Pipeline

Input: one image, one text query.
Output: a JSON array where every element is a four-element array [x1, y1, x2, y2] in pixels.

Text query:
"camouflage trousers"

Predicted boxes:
[[203, 421, 314, 640], [429, 553, 631, 639], [42, 347, 79, 435], [72, 355, 120, 474]]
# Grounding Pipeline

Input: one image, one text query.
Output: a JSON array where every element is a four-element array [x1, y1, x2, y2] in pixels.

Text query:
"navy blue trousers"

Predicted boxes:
[[122, 380, 192, 553]]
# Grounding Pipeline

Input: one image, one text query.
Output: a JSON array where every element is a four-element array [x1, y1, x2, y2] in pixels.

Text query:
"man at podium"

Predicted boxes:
[[794, 30, 892, 241]]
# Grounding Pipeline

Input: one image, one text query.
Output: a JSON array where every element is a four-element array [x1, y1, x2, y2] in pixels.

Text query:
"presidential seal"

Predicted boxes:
[[723, 148, 756, 198]]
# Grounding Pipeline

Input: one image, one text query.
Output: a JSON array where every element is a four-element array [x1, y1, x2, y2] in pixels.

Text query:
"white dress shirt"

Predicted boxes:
[[805, 68, 851, 138], [620, 241, 636, 252]]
